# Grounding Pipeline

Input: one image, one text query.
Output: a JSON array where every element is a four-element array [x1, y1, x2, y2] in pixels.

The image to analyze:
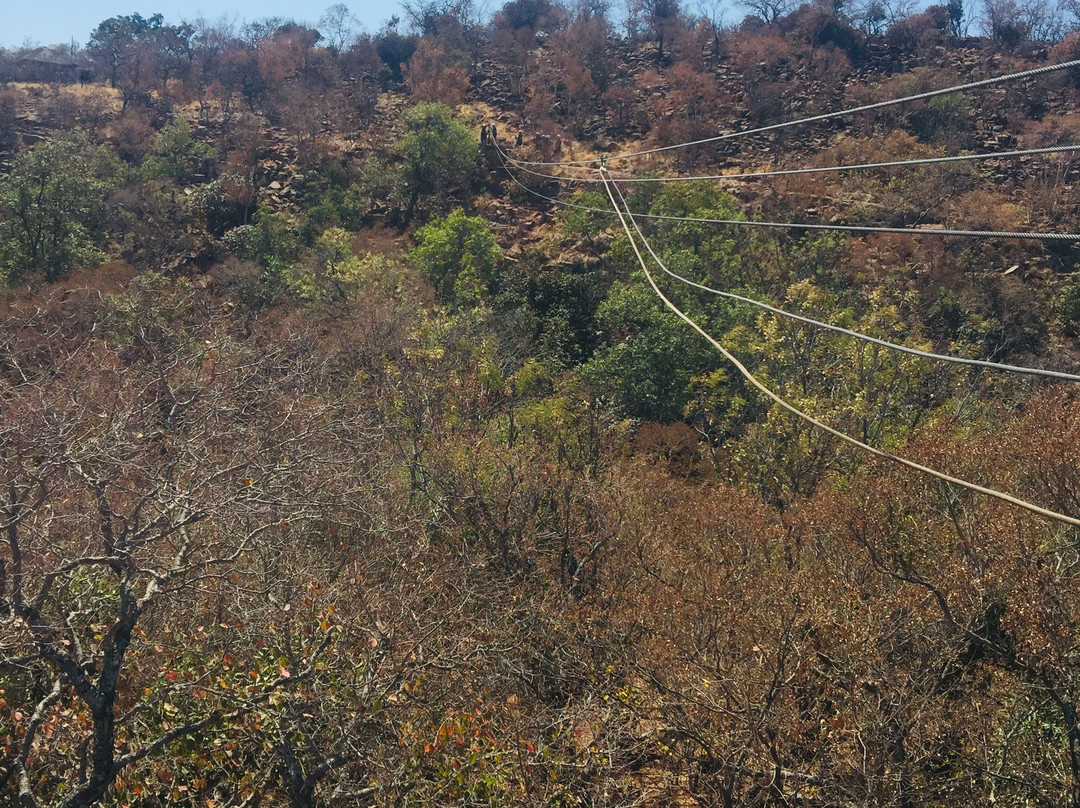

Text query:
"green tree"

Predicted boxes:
[[400, 102, 478, 217], [86, 13, 169, 110], [583, 279, 720, 422], [141, 118, 216, 184], [581, 182, 750, 422], [0, 134, 120, 283], [411, 207, 501, 305]]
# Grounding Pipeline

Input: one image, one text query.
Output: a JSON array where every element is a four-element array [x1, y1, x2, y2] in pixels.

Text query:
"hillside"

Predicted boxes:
[[3, 5, 1080, 807]]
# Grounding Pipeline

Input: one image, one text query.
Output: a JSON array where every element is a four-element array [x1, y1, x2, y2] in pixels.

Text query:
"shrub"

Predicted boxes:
[[401, 103, 479, 217], [141, 118, 217, 184], [411, 208, 501, 305]]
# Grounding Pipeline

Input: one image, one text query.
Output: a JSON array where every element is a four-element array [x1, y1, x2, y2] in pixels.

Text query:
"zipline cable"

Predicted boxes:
[[599, 167, 1080, 529], [494, 143, 1080, 241], [499, 142, 1080, 185], [494, 133, 1080, 381], [511, 58, 1080, 167], [622, 229, 1080, 384]]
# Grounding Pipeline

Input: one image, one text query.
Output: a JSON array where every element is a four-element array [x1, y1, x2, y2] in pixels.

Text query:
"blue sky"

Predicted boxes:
[[3, 1, 407, 48]]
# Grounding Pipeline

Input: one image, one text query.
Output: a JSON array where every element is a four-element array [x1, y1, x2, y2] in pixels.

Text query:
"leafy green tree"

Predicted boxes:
[[141, 118, 216, 184], [87, 13, 173, 110], [559, 189, 609, 248], [582, 182, 750, 422], [1057, 281, 1080, 338], [411, 207, 501, 305], [0, 134, 120, 283], [221, 206, 300, 269], [641, 181, 748, 290], [583, 278, 720, 422], [400, 102, 478, 217], [725, 280, 942, 505]]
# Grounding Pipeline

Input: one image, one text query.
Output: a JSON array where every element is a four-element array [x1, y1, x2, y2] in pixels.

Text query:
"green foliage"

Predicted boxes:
[[559, 189, 609, 243], [400, 103, 479, 215], [494, 247, 611, 367], [0, 133, 121, 283], [411, 208, 501, 305], [87, 12, 165, 88], [141, 118, 216, 184], [289, 227, 405, 301], [726, 280, 941, 505], [1058, 281, 1080, 338], [908, 92, 974, 146], [640, 181, 749, 289], [221, 206, 299, 269], [583, 280, 719, 422], [582, 182, 751, 422], [298, 198, 341, 243], [349, 156, 409, 223]]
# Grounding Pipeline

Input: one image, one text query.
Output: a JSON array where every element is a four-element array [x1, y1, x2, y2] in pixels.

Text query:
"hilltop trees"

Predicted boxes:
[[86, 13, 197, 110]]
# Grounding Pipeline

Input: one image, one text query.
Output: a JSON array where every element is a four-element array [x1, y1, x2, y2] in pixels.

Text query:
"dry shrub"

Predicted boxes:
[[632, 420, 706, 477], [844, 67, 961, 133], [650, 61, 731, 168], [1049, 31, 1080, 92], [160, 77, 194, 105], [1016, 111, 1080, 147], [108, 108, 157, 164], [728, 32, 791, 73], [405, 39, 469, 107], [942, 187, 1025, 233], [884, 6, 950, 55]]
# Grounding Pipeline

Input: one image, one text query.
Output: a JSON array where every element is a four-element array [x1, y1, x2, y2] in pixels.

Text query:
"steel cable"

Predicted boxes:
[[510, 58, 1080, 167], [499, 142, 1080, 185], [494, 143, 1080, 241], [600, 167, 1080, 529]]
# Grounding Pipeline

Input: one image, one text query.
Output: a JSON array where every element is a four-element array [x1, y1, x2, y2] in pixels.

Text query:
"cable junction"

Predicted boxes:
[[497, 144, 1080, 381], [599, 167, 1080, 529], [509, 58, 1080, 167], [500, 142, 1080, 185], [494, 144, 1080, 241]]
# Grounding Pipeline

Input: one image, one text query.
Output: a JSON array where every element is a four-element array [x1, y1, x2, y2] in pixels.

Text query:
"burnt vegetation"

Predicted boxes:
[[3, 1, 1080, 806]]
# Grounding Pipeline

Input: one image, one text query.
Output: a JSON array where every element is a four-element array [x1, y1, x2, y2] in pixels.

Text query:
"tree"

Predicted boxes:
[[946, 0, 967, 33], [743, 0, 794, 24], [140, 118, 216, 183], [399, 103, 479, 217], [318, 3, 358, 55], [404, 39, 469, 105], [0, 277, 400, 808], [0, 134, 120, 283], [642, 0, 686, 61], [86, 13, 180, 110], [402, 0, 476, 35], [183, 16, 239, 118], [981, 0, 1031, 44], [583, 278, 721, 421], [496, 0, 565, 30], [411, 207, 502, 305], [374, 23, 418, 83], [696, 0, 729, 55]]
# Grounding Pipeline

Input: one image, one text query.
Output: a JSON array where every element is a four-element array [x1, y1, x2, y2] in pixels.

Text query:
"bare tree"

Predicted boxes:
[[742, 0, 794, 24], [318, 3, 359, 55], [0, 281, 393, 808]]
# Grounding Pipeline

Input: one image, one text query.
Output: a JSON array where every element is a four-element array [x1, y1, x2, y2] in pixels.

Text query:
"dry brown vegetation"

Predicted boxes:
[[2, 1, 1080, 806]]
